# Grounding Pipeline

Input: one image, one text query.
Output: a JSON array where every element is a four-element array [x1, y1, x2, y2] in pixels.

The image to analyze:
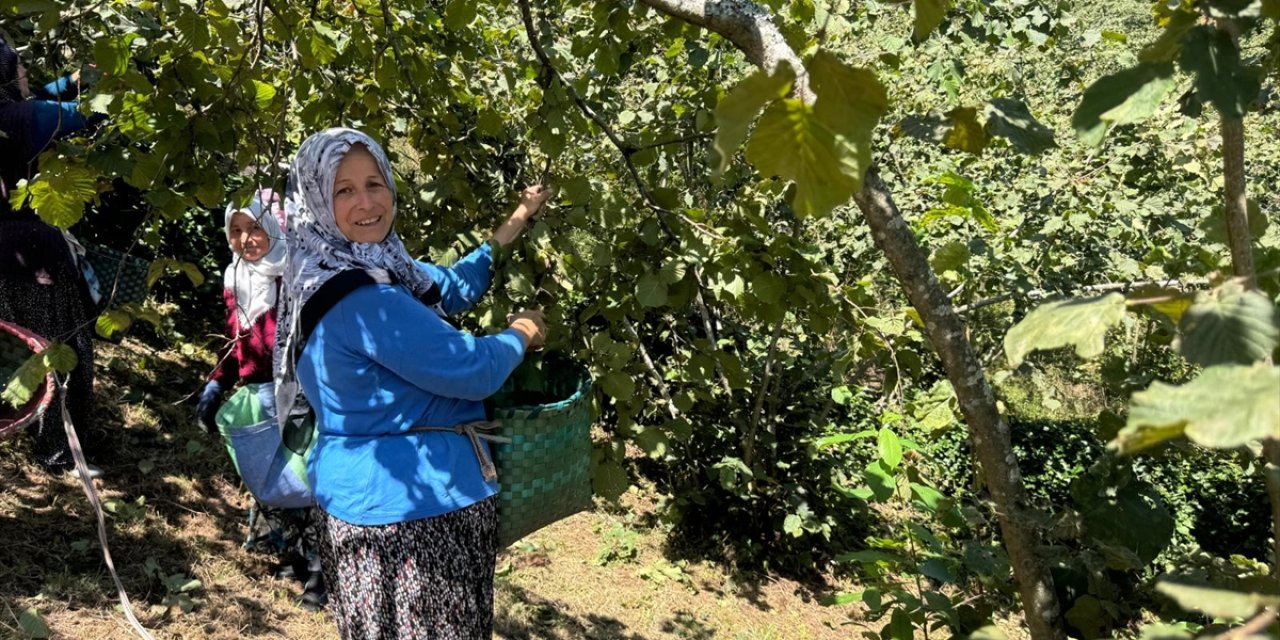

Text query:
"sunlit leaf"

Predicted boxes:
[[1004, 294, 1127, 367], [1178, 26, 1261, 120], [912, 0, 952, 43], [17, 607, 50, 639], [1073, 62, 1175, 146], [1176, 282, 1279, 366], [2, 343, 77, 408], [19, 162, 98, 228], [1156, 580, 1280, 619], [1112, 363, 1280, 453], [712, 68, 794, 176]]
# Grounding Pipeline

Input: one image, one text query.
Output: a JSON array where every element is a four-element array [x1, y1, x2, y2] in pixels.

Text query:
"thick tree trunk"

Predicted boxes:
[[630, 1, 1064, 636], [1220, 117, 1256, 287], [855, 169, 1063, 639], [1219, 104, 1280, 584]]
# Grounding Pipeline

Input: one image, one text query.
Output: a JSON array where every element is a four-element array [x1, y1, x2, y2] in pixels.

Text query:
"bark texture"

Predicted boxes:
[[634, 0, 814, 102], [854, 169, 1063, 639]]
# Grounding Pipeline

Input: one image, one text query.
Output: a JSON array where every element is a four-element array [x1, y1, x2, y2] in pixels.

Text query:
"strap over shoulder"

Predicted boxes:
[[298, 269, 389, 346]]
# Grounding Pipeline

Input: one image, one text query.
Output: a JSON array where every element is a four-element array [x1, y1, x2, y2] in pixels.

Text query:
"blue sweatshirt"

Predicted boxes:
[[296, 242, 526, 525], [30, 77, 100, 153]]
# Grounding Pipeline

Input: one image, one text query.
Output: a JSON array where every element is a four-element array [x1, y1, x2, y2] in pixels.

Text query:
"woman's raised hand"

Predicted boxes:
[[516, 185, 554, 219], [493, 185, 554, 247], [507, 309, 547, 350]]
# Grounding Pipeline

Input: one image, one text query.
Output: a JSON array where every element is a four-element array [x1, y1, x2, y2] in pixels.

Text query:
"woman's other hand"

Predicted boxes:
[[507, 310, 547, 350], [492, 185, 554, 247]]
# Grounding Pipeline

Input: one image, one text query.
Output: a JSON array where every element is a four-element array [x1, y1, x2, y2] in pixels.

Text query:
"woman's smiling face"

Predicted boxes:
[[332, 144, 393, 244], [228, 212, 270, 262]]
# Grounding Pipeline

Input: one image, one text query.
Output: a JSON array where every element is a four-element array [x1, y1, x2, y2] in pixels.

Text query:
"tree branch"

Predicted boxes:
[[744, 319, 783, 469], [622, 318, 680, 420], [953, 278, 1210, 315], [634, 0, 813, 102]]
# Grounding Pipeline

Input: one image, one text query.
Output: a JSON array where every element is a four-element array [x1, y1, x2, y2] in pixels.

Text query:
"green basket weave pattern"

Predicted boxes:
[[84, 244, 150, 306], [0, 320, 54, 441], [490, 356, 593, 548]]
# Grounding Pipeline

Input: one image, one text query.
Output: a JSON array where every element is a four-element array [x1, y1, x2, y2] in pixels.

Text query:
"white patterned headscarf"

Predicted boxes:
[[273, 128, 442, 427], [223, 188, 286, 326]]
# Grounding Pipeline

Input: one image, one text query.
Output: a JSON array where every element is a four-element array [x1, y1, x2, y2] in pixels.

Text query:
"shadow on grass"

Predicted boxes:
[[495, 581, 651, 640]]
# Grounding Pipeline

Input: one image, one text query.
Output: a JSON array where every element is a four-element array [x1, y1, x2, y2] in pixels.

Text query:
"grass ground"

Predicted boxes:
[[0, 338, 870, 639]]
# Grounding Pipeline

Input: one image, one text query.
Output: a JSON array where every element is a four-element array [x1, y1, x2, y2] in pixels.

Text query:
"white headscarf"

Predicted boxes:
[[223, 188, 286, 326], [273, 128, 442, 427]]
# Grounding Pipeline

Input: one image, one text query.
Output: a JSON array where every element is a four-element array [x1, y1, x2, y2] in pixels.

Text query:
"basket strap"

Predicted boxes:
[[58, 375, 156, 640], [407, 420, 510, 482]]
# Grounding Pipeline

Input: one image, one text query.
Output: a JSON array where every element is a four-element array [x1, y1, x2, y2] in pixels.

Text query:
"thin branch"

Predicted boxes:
[[515, 0, 725, 240], [622, 318, 680, 420], [626, 132, 714, 154], [954, 278, 1209, 315], [744, 319, 783, 468]]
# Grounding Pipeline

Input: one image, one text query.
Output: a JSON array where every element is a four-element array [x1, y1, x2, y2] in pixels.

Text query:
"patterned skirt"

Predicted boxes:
[[318, 497, 498, 640]]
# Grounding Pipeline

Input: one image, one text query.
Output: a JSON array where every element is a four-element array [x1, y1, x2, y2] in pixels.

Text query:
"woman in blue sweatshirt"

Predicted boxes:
[[274, 128, 550, 639]]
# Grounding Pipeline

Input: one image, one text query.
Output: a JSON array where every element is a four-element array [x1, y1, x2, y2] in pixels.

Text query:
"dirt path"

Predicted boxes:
[[0, 339, 864, 639]]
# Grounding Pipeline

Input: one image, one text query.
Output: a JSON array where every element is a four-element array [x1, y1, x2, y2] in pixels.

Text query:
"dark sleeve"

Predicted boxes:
[[208, 287, 241, 387], [34, 76, 79, 101]]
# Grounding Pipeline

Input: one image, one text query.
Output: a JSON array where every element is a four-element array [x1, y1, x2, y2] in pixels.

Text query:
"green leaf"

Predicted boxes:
[[984, 98, 1057, 155], [1004, 294, 1127, 367], [929, 240, 969, 273], [251, 80, 277, 110], [742, 51, 886, 217], [942, 106, 986, 155], [1139, 10, 1198, 63], [96, 309, 133, 339], [969, 627, 1007, 640], [810, 51, 888, 142], [18, 163, 98, 228], [782, 513, 803, 537], [1073, 62, 1176, 146], [877, 427, 902, 470], [591, 454, 629, 501], [751, 272, 786, 304], [1113, 363, 1280, 452], [1177, 282, 1279, 366], [92, 34, 135, 77], [444, 0, 477, 30], [712, 68, 795, 176], [1156, 581, 1280, 619], [17, 607, 50, 639], [747, 99, 862, 217], [912, 0, 952, 43], [819, 591, 865, 606], [1178, 26, 1261, 119], [2, 343, 77, 408], [636, 272, 668, 308], [177, 262, 205, 288], [600, 371, 636, 401]]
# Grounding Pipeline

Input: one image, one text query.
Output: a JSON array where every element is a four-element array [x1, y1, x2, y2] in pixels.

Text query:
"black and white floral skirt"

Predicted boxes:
[[318, 497, 499, 640]]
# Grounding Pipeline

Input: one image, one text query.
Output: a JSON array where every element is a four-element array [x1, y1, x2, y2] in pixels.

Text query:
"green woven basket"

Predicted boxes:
[[488, 354, 593, 547], [84, 244, 150, 306], [0, 320, 55, 441]]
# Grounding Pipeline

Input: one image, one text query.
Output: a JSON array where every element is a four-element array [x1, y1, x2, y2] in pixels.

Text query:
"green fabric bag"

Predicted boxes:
[[215, 384, 314, 509], [488, 354, 594, 547]]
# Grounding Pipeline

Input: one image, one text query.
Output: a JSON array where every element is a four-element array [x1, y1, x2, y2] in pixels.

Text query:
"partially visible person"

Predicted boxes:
[[0, 30, 104, 188], [195, 189, 327, 610], [275, 128, 551, 639], [0, 31, 102, 479]]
